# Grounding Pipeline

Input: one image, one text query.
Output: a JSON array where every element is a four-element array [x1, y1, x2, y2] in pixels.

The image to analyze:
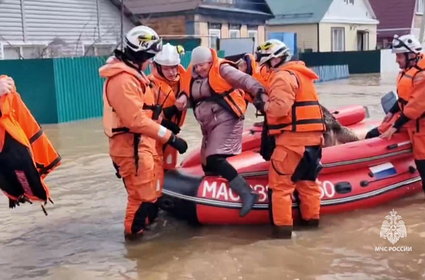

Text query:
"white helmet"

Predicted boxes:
[[154, 43, 181, 66], [124, 25, 162, 54], [392, 34, 422, 54], [255, 39, 291, 65]]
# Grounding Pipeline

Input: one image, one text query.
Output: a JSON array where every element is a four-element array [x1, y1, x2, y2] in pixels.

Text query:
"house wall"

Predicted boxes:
[[319, 23, 377, 52], [414, 12, 424, 38], [195, 20, 266, 47], [147, 15, 188, 35], [322, 0, 378, 25], [0, 0, 134, 59], [266, 24, 318, 52]]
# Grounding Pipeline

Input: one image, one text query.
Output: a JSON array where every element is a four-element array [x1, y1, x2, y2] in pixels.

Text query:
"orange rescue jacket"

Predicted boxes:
[[100, 58, 172, 158], [395, 55, 425, 130], [149, 64, 187, 127], [397, 55, 425, 105], [181, 48, 247, 119], [0, 76, 60, 203], [265, 62, 325, 135]]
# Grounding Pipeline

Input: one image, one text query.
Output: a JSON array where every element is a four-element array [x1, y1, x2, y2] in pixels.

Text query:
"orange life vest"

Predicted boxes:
[[0, 83, 60, 206], [149, 64, 187, 127], [266, 65, 326, 135], [182, 48, 247, 119], [103, 69, 157, 138], [396, 55, 425, 109]]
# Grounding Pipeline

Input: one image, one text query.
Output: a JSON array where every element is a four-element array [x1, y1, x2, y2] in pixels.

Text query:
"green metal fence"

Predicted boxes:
[[0, 51, 225, 124], [53, 57, 106, 123], [0, 59, 58, 123]]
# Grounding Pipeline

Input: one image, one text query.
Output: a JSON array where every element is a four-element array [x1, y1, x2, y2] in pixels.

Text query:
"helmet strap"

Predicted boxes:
[[154, 62, 165, 78], [404, 52, 420, 69], [114, 49, 141, 71]]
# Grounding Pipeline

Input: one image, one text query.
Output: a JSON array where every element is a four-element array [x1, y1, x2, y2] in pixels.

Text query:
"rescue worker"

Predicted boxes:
[[149, 43, 187, 208], [175, 46, 266, 217], [226, 53, 358, 147], [379, 34, 425, 192], [99, 26, 188, 241], [255, 39, 326, 238], [0, 75, 61, 212]]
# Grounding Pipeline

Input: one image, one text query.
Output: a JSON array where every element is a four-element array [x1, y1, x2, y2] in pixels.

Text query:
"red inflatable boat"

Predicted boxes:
[[159, 105, 422, 224]]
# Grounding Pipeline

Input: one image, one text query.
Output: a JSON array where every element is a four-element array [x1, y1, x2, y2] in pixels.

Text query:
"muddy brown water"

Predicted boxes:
[[1, 74, 424, 280]]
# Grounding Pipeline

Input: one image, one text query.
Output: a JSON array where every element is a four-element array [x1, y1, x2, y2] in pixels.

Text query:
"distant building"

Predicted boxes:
[[124, 0, 273, 49], [370, 0, 424, 49], [0, 0, 134, 59], [266, 0, 379, 53]]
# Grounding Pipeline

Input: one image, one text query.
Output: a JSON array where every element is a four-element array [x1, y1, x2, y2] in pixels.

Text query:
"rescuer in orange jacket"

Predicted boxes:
[[149, 43, 188, 201], [255, 39, 326, 238], [226, 53, 358, 148], [100, 26, 188, 241], [0, 75, 61, 213], [380, 34, 425, 193]]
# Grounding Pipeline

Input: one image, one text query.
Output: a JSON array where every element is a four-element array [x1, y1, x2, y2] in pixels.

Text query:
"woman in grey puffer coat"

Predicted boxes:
[[176, 46, 266, 217]]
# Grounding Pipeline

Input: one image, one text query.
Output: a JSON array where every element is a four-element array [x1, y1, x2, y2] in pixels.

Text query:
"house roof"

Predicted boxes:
[[266, 0, 333, 25], [124, 0, 272, 16], [369, 0, 415, 37], [124, 0, 201, 14]]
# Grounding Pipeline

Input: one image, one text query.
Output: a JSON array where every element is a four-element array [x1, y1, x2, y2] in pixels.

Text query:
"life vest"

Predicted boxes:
[[149, 64, 187, 127], [396, 55, 425, 110], [266, 64, 326, 135], [182, 48, 247, 119], [103, 69, 157, 137], [0, 86, 60, 209]]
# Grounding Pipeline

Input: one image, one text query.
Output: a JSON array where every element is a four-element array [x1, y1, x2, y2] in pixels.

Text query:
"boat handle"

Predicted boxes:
[[386, 141, 411, 150]]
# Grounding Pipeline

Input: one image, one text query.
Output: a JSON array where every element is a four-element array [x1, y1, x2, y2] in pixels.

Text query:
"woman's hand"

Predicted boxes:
[[0, 77, 14, 96], [175, 95, 188, 111]]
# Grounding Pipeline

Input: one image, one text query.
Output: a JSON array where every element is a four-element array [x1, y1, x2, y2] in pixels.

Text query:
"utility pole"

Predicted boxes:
[[420, 0, 425, 43], [120, 0, 124, 49]]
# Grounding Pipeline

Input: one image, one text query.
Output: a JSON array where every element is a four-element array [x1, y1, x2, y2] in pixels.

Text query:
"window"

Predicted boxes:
[[331, 27, 345, 51], [3, 46, 21, 59], [84, 44, 115, 56], [248, 29, 258, 47], [209, 29, 221, 49], [229, 24, 241, 39], [357, 31, 369, 51], [417, 0, 424, 14], [22, 45, 47, 58], [2, 44, 48, 59], [229, 30, 240, 38]]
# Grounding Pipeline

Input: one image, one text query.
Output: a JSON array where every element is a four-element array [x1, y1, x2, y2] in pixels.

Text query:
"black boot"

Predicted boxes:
[[299, 218, 320, 229], [229, 175, 259, 217], [415, 160, 425, 193], [272, 226, 293, 239]]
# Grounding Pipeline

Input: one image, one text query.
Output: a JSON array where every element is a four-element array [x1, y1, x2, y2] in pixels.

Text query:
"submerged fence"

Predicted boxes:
[[312, 65, 350, 82]]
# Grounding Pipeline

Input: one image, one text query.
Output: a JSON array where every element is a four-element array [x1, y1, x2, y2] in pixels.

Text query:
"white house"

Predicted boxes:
[[0, 0, 135, 59]]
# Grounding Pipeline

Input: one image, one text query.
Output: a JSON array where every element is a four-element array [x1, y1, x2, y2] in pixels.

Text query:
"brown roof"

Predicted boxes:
[[124, 0, 201, 14], [369, 0, 415, 37]]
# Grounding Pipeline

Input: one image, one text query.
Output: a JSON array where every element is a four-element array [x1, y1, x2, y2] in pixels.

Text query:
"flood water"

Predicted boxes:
[[1, 74, 424, 280]]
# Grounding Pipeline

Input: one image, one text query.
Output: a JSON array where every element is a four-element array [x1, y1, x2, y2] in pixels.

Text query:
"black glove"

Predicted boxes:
[[161, 119, 181, 134], [163, 105, 179, 120], [253, 92, 266, 113], [151, 105, 163, 121], [167, 134, 188, 154]]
